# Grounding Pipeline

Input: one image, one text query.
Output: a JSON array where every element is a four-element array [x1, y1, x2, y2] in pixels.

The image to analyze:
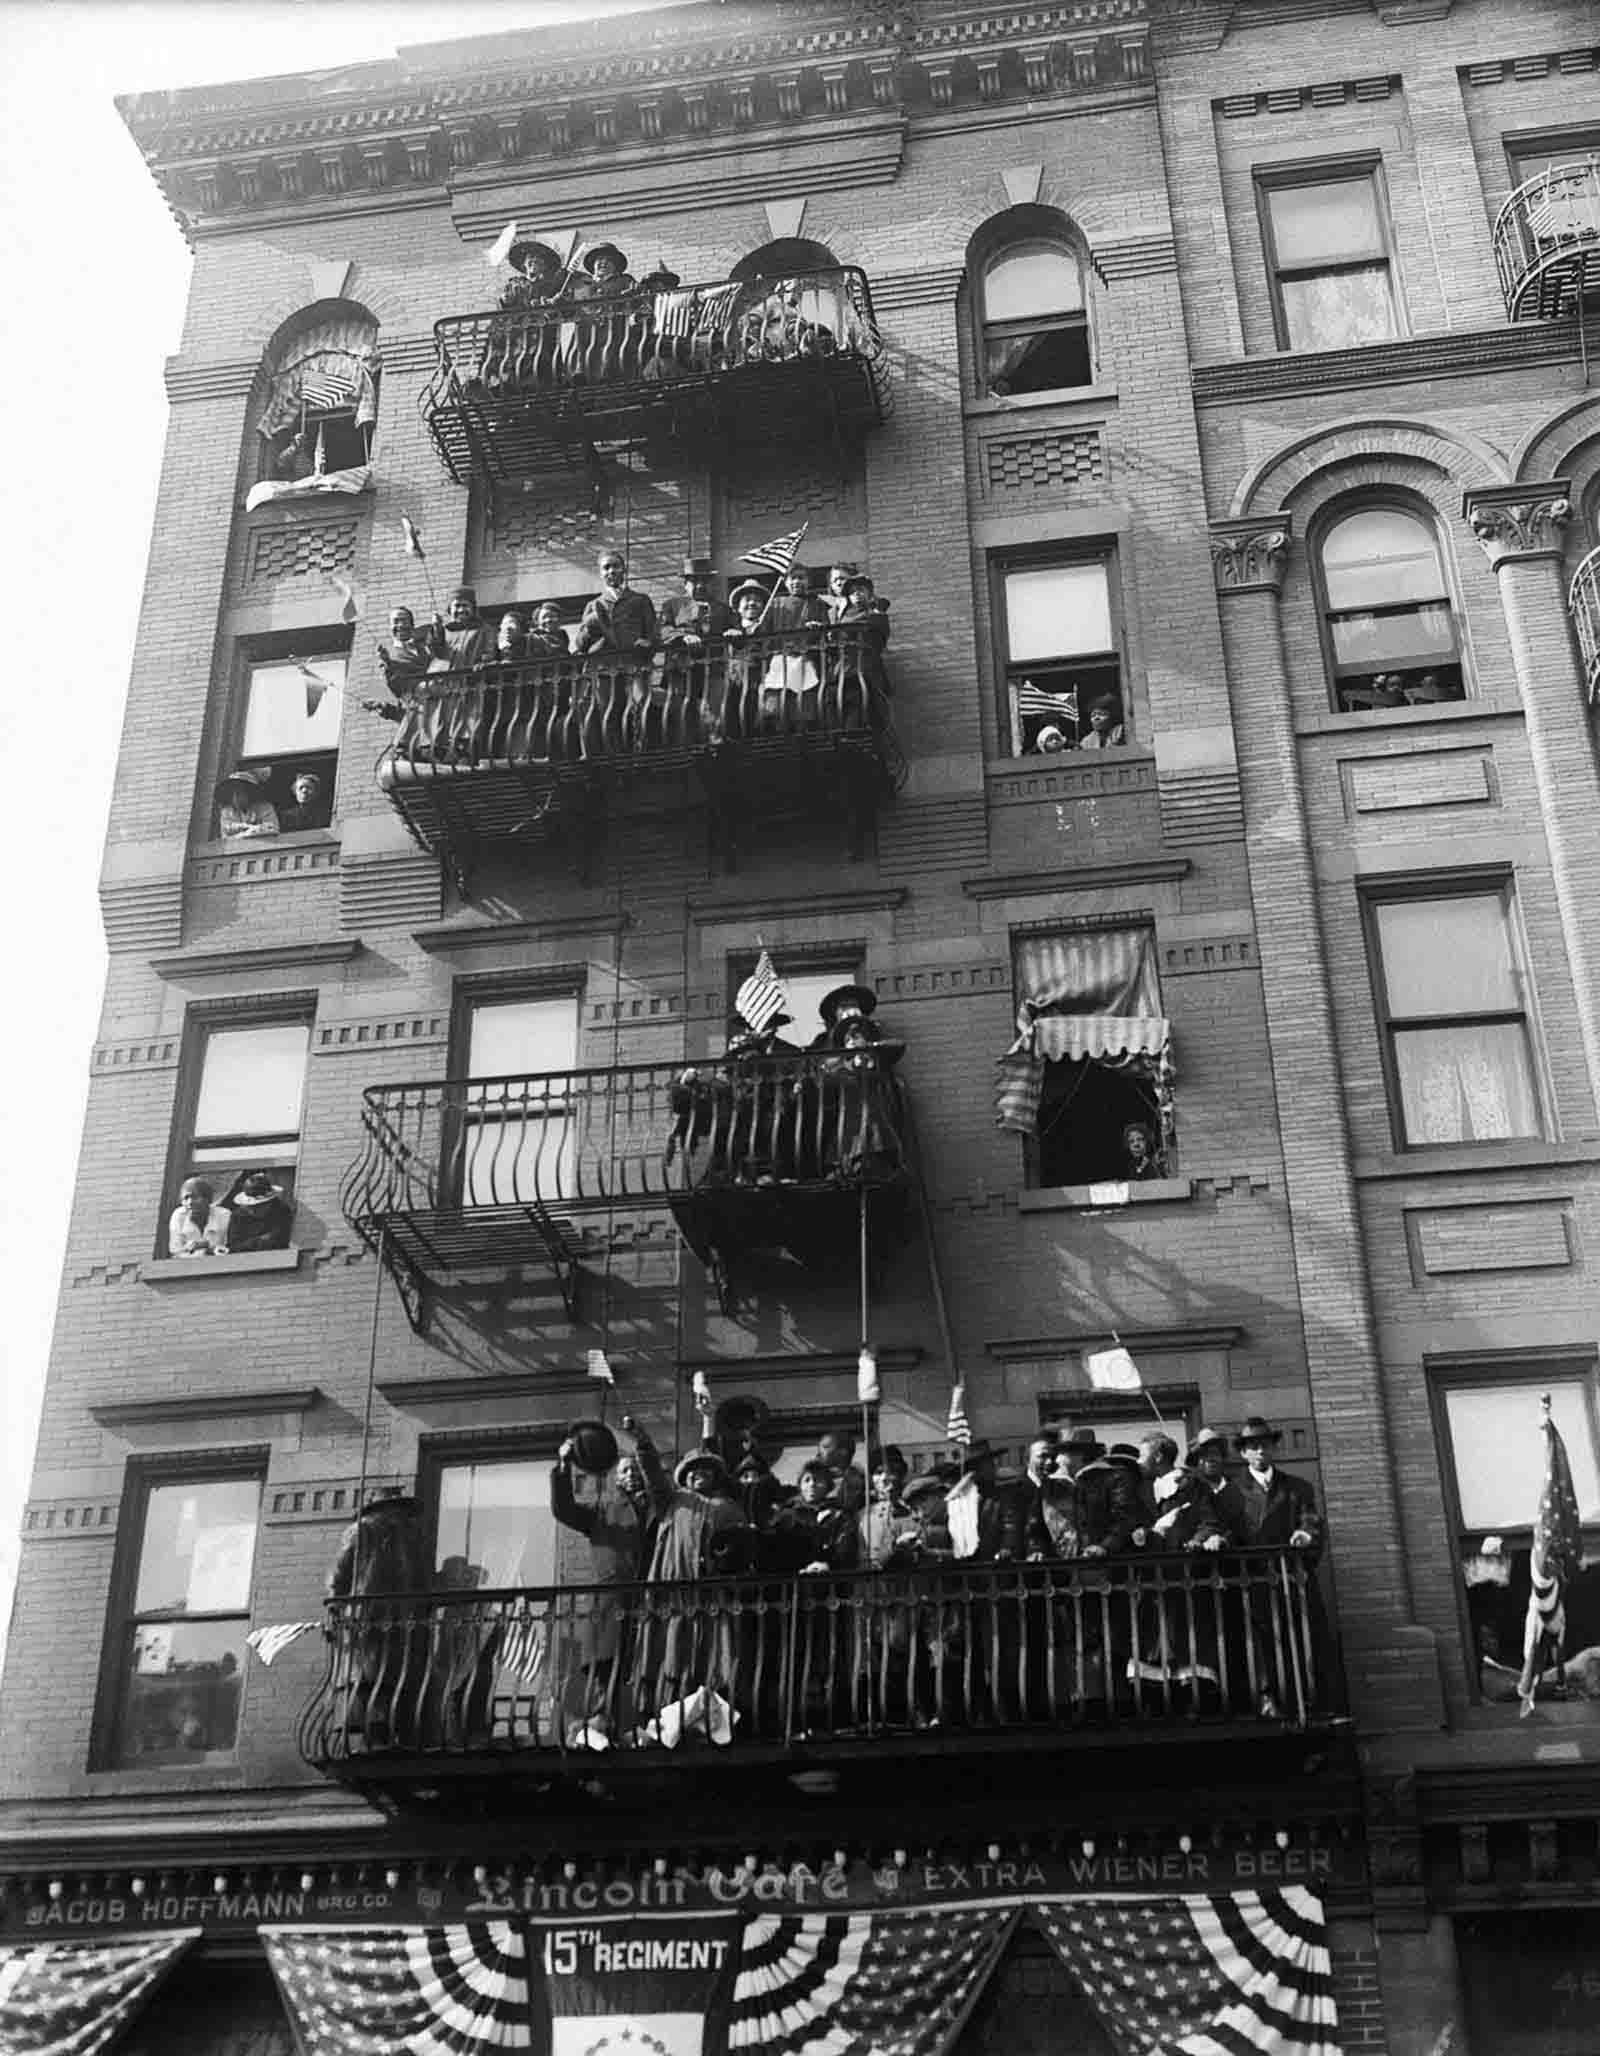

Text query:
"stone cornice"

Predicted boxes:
[[1463, 481, 1573, 567], [117, 1, 1151, 238]]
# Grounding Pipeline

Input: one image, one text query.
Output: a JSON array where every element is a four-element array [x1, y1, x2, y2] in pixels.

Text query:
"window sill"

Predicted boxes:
[[1294, 699, 1523, 739], [1352, 1136, 1600, 1182], [144, 1249, 304, 1282], [964, 385, 1119, 418], [191, 829, 340, 859], [1019, 1177, 1193, 1213]]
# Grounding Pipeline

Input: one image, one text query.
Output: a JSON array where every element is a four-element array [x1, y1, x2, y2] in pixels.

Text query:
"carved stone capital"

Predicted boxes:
[[1463, 481, 1572, 566], [1209, 516, 1293, 595]]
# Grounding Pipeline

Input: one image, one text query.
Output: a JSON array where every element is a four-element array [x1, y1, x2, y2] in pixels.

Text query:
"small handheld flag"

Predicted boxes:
[[586, 1348, 615, 1386], [946, 1384, 972, 1447], [1084, 1344, 1142, 1393], [245, 1622, 317, 1667], [735, 948, 790, 1035], [739, 521, 810, 579], [486, 218, 519, 267], [1017, 679, 1078, 722], [857, 1347, 880, 1405], [290, 656, 335, 719], [329, 573, 359, 624], [400, 513, 425, 560]]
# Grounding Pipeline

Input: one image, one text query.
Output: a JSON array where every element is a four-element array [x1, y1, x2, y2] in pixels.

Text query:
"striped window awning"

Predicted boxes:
[[995, 927, 1172, 1135]]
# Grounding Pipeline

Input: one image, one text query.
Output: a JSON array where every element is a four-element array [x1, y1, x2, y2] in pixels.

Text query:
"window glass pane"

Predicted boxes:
[[1376, 897, 1519, 1017], [1446, 1381, 1600, 1529], [770, 969, 856, 1051], [194, 1023, 309, 1142], [113, 1617, 249, 1766], [134, 1478, 261, 1613], [241, 658, 345, 759], [1279, 267, 1395, 349], [983, 244, 1082, 321], [1322, 510, 1446, 611], [1394, 1023, 1540, 1143], [1329, 604, 1456, 670], [467, 998, 578, 1078], [436, 1461, 555, 1587], [1267, 178, 1385, 264], [1004, 564, 1112, 664]]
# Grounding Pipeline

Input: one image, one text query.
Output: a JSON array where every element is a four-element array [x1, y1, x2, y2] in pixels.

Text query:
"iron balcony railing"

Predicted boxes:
[[422, 267, 889, 479], [379, 624, 899, 787], [300, 1550, 1330, 1774], [340, 1048, 908, 1257], [1571, 547, 1600, 706], [1492, 159, 1600, 321]]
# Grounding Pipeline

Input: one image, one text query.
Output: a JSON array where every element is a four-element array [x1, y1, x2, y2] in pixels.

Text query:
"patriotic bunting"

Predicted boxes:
[[0, 1930, 198, 2056], [538, 1916, 738, 2056], [1518, 1397, 1585, 1715], [263, 1923, 533, 2055]]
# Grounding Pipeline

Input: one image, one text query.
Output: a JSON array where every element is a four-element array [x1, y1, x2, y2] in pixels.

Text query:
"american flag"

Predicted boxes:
[[1518, 1398, 1585, 1714], [0, 1932, 198, 2053], [739, 523, 810, 580], [694, 281, 744, 332], [586, 1347, 615, 1386], [354, 367, 379, 429], [299, 367, 354, 411], [1034, 1889, 1339, 2056], [1016, 678, 1077, 722], [498, 1606, 549, 1689], [263, 1922, 533, 2054], [735, 949, 790, 1034], [727, 1908, 1014, 2056], [246, 1620, 318, 1666], [653, 288, 700, 338], [946, 1383, 972, 1446]]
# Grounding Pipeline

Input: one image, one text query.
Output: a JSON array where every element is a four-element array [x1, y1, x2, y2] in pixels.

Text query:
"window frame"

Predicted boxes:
[[1426, 1354, 1600, 1700], [975, 235, 1093, 399], [418, 1431, 566, 1590], [1254, 156, 1402, 353], [221, 627, 352, 836], [990, 545, 1127, 756], [1310, 496, 1467, 712], [1360, 874, 1544, 1153], [723, 947, 865, 1052], [92, 1453, 266, 1771], [1504, 127, 1600, 193], [446, 977, 585, 1211], [160, 1003, 313, 1255]]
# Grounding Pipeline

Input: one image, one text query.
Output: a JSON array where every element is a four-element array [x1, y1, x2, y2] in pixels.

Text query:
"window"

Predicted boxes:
[[429, 1451, 558, 1589], [1258, 166, 1398, 351], [219, 653, 344, 833], [1367, 887, 1541, 1147], [724, 956, 863, 1050], [101, 1469, 262, 1767], [166, 1016, 309, 1244], [1317, 505, 1464, 710], [1506, 130, 1600, 193], [1433, 1369, 1600, 1683], [978, 239, 1091, 396], [254, 310, 379, 486], [457, 992, 579, 1207], [998, 556, 1125, 754], [997, 926, 1173, 1188]]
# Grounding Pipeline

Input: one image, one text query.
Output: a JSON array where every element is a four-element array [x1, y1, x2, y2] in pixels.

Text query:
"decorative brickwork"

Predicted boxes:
[[243, 518, 359, 586], [1407, 1200, 1574, 1278], [1343, 748, 1495, 814], [983, 429, 1104, 494], [1218, 74, 1397, 118]]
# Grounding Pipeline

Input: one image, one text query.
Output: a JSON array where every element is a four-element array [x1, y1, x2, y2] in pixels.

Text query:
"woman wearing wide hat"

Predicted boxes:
[[216, 766, 279, 840], [628, 1419, 751, 1729]]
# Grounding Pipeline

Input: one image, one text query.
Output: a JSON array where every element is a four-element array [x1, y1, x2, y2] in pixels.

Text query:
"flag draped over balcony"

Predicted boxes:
[[1032, 1890, 1338, 2056], [0, 1930, 198, 2056], [262, 1922, 534, 2054], [1518, 1396, 1586, 1715], [994, 927, 1172, 1136]]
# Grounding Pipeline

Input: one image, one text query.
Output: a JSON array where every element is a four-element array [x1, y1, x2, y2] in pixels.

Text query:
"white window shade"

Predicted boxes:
[[1446, 1381, 1600, 1530], [194, 1023, 308, 1141], [1322, 509, 1447, 611], [466, 997, 578, 1078], [1376, 897, 1520, 1018], [1005, 564, 1112, 664], [1016, 929, 1160, 1018], [983, 243, 1083, 321], [243, 659, 344, 759], [436, 1460, 555, 1587]]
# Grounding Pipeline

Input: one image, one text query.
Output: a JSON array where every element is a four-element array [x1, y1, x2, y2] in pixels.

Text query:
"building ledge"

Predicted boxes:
[[1294, 696, 1523, 739], [963, 857, 1190, 900], [988, 1325, 1242, 1362], [143, 1249, 305, 1283], [189, 829, 341, 862], [92, 1382, 320, 1427], [150, 940, 361, 979], [1192, 319, 1587, 405], [1018, 1176, 1194, 1213], [964, 384, 1120, 420], [1352, 1136, 1600, 1182]]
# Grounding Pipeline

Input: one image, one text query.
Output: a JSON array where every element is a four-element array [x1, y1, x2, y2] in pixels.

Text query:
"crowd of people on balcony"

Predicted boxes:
[[167, 1171, 295, 1257], [366, 552, 891, 761]]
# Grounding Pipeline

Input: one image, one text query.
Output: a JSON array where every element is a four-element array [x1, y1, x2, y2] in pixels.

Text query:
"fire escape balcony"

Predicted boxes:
[[299, 1552, 1338, 1808], [1493, 159, 1600, 321], [1571, 546, 1600, 706], [421, 267, 890, 483], [340, 1046, 911, 1329], [378, 628, 902, 885]]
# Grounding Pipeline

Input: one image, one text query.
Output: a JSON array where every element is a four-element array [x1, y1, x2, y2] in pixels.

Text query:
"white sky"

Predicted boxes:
[[0, 0, 680, 1657]]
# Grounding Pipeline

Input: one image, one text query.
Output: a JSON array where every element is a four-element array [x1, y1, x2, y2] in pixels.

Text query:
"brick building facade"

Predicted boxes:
[[0, 3, 1596, 2051]]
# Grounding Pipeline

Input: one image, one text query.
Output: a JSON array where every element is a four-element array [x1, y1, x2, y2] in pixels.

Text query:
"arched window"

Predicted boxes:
[[1316, 504, 1464, 711], [252, 305, 380, 489], [730, 239, 839, 283], [978, 238, 1090, 397]]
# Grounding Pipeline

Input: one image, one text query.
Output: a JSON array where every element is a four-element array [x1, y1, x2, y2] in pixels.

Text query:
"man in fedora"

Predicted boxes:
[[1232, 1417, 1323, 1720], [660, 557, 732, 651]]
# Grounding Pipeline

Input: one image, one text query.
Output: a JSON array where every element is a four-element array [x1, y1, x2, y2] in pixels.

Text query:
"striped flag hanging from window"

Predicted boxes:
[[735, 949, 790, 1034], [1517, 1397, 1585, 1714], [1016, 679, 1078, 723], [739, 523, 809, 579]]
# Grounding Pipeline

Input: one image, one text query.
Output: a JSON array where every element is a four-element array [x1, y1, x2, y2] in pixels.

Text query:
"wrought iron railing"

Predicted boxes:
[[340, 1049, 909, 1245], [424, 266, 887, 415], [300, 1551, 1330, 1769], [1571, 547, 1600, 706], [1492, 159, 1600, 320], [378, 625, 898, 785]]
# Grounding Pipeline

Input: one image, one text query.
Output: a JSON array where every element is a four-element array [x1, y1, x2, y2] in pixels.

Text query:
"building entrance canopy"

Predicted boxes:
[[0, 1891, 1339, 2056]]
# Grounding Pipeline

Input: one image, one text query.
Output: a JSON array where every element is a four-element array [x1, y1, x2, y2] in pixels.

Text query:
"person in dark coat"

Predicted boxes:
[[772, 1461, 859, 1734], [1232, 1416, 1324, 1719], [576, 550, 657, 657], [659, 557, 731, 744], [551, 1420, 644, 1737], [659, 556, 733, 651], [1041, 1429, 1141, 1558], [765, 563, 828, 634], [325, 1487, 429, 1746], [220, 1169, 294, 1253]]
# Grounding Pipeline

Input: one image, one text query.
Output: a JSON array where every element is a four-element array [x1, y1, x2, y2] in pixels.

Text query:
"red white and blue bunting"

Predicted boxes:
[[0, 1929, 198, 2056], [262, 1922, 533, 2054]]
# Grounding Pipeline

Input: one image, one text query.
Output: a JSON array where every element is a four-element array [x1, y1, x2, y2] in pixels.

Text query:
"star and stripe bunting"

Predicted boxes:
[[1033, 1888, 1338, 2056], [263, 1922, 533, 2055], [0, 1930, 199, 2056], [726, 1908, 1016, 2056], [1518, 1398, 1585, 1715]]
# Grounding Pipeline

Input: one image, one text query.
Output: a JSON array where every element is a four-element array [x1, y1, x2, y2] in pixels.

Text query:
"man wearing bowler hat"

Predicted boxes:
[[1232, 1417, 1323, 1720]]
